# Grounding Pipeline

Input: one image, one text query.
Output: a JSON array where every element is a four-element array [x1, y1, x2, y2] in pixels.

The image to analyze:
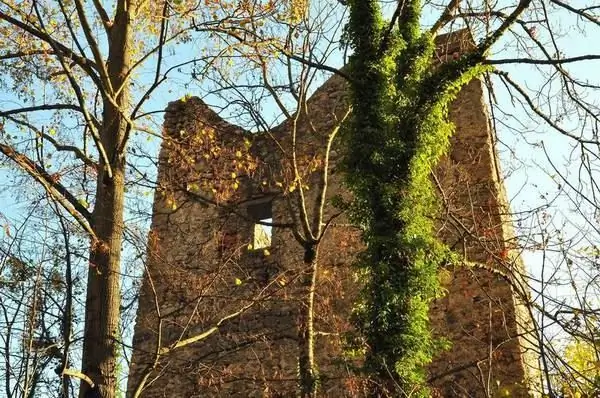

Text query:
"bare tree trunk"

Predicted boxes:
[[79, 3, 130, 397], [80, 163, 125, 398], [298, 246, 319, 398]]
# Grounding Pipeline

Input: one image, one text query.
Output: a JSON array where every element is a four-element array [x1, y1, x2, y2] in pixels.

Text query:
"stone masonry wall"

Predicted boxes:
[[128, 31, 537, 397]]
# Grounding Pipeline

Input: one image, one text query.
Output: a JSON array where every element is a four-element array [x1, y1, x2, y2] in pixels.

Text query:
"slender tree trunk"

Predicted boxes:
[[298, 246, 319, 398], [79, 3, 131, 397]]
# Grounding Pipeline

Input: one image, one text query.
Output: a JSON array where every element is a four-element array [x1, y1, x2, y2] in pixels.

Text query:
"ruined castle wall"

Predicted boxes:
[[128, 33, 537, 397], [429, 77, 532, 397]]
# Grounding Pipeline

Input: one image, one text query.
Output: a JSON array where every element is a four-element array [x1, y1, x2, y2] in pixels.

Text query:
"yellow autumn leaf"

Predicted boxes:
[[186, 183, 199, 191], [235, 277, 243, 286]]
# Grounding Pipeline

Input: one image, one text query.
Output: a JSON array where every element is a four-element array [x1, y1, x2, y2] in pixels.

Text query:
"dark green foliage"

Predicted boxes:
[[343, 1, 489, 395]]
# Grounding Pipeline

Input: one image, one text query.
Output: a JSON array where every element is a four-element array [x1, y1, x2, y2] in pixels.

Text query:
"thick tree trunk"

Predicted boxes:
[[298, 246, 319, 398], [80, 162, 126, 398], [79, 3, 130, 397]]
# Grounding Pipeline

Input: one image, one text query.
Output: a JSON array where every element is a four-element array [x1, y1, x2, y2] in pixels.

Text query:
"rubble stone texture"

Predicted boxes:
[[128, 31, 538, 397]]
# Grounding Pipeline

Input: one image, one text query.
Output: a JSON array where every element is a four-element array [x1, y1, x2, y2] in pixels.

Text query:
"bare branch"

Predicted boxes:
[[478, 0, 533, 54], [550, 0, 600, 26], [62, 368, 95, 388], [1, 114, 98, 168], [0, 104, 82, 117], [0, 49, 54, 60], [494, 70, 600, 145], [0, 11, 100, 85], [71, 0, 114, 94], [192, 23, 352, 82], [91, 0, 112, 32], [485, 54, 600, 66], [430, 0, 461, 36], [0, 142, 95, 238]]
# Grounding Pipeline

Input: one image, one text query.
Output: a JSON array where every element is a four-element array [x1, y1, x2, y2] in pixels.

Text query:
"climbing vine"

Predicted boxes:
[[343, 0, 490, 395]]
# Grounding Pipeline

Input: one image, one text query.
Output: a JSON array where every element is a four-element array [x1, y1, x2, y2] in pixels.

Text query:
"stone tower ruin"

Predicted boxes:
[[128, 31, 538, 397]]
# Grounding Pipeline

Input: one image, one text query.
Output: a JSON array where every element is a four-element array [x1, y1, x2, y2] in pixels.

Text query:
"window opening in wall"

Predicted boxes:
[[253, 218, 272, 250], [247, 201, 272, 250]]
